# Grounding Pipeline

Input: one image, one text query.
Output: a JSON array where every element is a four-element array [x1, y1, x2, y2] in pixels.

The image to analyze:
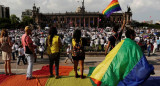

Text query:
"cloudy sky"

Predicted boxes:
[[0, 0, 159, 22]]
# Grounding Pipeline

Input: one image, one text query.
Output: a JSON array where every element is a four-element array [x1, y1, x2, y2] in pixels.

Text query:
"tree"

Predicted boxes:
[[10, 14, 20, 29], [0, 18, 11, 29], [22, 16, 33, 26]]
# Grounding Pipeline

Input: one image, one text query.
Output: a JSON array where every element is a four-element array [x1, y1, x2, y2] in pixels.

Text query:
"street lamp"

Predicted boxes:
[[82, 0, 85, 29]]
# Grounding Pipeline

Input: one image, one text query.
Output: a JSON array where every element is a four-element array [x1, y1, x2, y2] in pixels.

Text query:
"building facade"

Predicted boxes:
[[21, 9, 33, 19], [0, 5, 10, 18], [31, 4, 132, 28]]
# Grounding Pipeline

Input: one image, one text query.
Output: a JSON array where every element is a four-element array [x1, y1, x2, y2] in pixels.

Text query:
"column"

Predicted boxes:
[[97, 17, 99, 27], [84, 17, 85, 27], [70, 17, 73, 27], [88, 17, 90, 28], [93, 17, 95, 25], [79, 17, 81, 27], [75, 17, 77, 27]]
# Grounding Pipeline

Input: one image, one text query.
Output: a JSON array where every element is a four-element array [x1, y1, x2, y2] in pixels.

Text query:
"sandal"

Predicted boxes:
[[49, 75, 54, 77], [80, 75, 86, 79], [75, 74, 80, 78], [5, 73, 9, 75], [55, 76, 60, 79], [9, 73, 16, 76]]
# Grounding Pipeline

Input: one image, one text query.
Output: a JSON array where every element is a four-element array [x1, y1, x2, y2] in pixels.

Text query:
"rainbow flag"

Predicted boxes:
[[90, 38, 154, 86], [102, 0, 122, 17]]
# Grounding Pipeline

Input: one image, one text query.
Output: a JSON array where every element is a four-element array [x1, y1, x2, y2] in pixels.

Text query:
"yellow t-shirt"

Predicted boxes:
[[47, 35, 60, 54]]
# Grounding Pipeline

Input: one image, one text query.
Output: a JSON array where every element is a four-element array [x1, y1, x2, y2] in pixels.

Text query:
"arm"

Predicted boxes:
[[120, 17, 126, 32], [58, 38, 62, 48], [26, 37, 35, 54], [8, 37, 13, 47], [105, 41, 110, 55]]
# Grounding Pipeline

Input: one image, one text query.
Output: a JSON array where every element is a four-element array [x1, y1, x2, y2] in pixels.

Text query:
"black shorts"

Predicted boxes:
[[72, 56, 85, 61]]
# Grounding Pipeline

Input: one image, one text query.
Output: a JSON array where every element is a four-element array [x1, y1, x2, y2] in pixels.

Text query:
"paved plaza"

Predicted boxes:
[[0, 51, 160, 76]]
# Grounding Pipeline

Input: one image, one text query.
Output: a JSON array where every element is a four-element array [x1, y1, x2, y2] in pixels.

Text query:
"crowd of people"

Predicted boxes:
[[0, 22, 159, 82]]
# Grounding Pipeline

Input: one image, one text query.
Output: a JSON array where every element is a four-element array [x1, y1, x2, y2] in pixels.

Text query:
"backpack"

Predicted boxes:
[[72, 42, 85, 57], [0, 37, 12, 53]]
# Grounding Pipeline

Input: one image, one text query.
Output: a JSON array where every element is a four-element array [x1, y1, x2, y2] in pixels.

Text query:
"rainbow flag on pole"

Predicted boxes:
[[102, 0, 122, 17], [90, 38, 154, 86]]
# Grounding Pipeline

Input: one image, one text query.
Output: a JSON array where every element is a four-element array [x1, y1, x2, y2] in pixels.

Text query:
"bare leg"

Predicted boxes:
[[74, 60, 79, 77], [70, 58, 74, 63], [7, 60, 12, 74], [79, 60, 84, 76], [4, 61, 8, 75], [65, 58, 68, 63], [79, 60, 86, 79]]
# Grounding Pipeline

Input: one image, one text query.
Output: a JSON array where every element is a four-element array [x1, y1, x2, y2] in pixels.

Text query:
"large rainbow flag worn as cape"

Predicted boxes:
[[90, 38, 154, 86], [102, 0, 121, 17]]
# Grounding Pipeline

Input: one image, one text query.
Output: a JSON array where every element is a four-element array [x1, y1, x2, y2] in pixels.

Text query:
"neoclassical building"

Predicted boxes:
[[31, 4, 132, 28]]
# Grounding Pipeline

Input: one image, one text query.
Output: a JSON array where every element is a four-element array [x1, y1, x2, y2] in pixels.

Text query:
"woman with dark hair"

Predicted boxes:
[[72, 29, 86, 79], [0, 29, 13, 75], [47, 27, 62, 79]]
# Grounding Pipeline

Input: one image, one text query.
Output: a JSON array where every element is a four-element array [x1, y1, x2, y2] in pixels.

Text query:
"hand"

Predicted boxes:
[[105, 52, 108, 56]]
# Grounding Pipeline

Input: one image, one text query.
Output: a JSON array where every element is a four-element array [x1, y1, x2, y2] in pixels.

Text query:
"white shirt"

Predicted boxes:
[[153, 42, 158, 48], [100, 39, 104, 45], [66, 48, 71, 54], [12, 44, 16, 52], [95, 39, 99, 45], [15, 44, 19, 51], [18, 48, 24, 56], [40, 38, 45, 44], [39, 46, 45, 52]]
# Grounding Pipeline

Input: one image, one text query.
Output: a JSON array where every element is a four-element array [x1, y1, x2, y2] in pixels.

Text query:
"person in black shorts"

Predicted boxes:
[[72, 29, 86, 79]]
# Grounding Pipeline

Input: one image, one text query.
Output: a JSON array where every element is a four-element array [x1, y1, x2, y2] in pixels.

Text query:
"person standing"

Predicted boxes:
[[153, 41, 157, 54], [157, 38, 160, 51], [147, 41, 151, 57], [105, 19, 126, 55], [15, 43, 19, 57], [65, 44, 73, 64], [39, 45, 45, 59], [11, 42, 16, 60], [47, 27, 62, 79], [17, 45, 26, 65], [0, 29, 14, 75], [100, 37, 105, 51], [21, 26, 37, 80], [72, 29, 86, 79]]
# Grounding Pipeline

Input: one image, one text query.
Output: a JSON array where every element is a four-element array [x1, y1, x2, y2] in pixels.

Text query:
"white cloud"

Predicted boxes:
[[0, 0, 160, 22]]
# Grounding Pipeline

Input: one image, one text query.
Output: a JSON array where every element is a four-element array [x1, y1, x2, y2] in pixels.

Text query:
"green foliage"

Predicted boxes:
[[22, 16, 33, 26], [10, 14, 20, 24], [131, 20, 160, 29], [0, 18, 11, 29]]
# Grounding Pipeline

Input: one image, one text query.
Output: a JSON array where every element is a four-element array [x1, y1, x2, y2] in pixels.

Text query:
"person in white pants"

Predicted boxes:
[[153, 41, 157, 54]]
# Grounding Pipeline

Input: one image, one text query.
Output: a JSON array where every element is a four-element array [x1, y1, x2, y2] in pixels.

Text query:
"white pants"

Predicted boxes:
[[25, 54, 34, 78]]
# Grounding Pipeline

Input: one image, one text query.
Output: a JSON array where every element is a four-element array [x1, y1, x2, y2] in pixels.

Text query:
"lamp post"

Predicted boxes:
[[82, 0, 85, 29]]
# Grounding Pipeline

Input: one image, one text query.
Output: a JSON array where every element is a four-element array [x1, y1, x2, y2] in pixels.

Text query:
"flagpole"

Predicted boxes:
[[82, 0, 85, 30]]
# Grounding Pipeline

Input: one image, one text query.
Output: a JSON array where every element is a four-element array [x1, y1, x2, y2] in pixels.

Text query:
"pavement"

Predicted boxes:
[[0, 51, 160, 76]]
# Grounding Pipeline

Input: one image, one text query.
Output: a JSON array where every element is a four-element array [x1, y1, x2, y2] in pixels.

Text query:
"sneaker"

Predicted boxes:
[[26, 77, 36, 80]]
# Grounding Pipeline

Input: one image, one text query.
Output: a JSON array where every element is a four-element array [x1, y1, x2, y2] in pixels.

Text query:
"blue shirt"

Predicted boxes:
[[157, 40, 160, 45]]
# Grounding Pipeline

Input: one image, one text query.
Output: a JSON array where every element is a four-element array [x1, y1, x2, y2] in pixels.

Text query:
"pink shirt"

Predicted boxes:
[[21, 34, 33, 52]]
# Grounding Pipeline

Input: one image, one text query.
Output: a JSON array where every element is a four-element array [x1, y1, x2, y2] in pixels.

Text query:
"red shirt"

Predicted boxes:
[[21, 34, 33, 52]]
